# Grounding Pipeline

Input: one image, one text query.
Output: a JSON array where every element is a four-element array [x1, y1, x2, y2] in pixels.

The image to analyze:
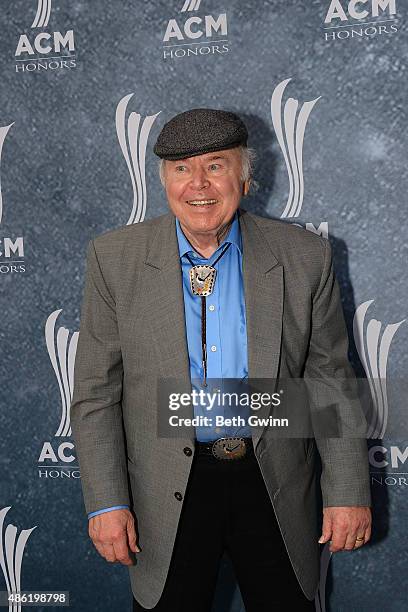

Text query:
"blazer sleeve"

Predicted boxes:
[[70, 239, 131, 515], [304, 238, 372, 508]]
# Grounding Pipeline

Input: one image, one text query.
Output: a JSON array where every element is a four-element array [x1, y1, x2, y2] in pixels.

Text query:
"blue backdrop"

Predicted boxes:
[[0, 1, 407, 610]]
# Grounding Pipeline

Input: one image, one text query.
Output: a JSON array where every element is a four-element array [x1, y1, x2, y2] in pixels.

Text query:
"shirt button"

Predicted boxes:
[[211, 345, 217, 352], [174, 492, 183, 501], [209, 304, 215, 311], [183, 447, 192, 457]]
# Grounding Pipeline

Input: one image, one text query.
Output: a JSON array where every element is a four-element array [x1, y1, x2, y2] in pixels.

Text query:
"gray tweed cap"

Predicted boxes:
[[153, 108, 248, 160]]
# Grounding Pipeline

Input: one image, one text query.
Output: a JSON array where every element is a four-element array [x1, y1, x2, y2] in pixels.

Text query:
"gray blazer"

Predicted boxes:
[[71, 208, 371, 607]]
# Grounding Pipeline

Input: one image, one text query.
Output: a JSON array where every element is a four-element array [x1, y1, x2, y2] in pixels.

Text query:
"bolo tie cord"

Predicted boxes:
[[184, 242, 232, 387]]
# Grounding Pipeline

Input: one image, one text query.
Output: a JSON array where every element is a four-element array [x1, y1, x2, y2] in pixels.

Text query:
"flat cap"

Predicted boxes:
[[154, 108, 248, 160]]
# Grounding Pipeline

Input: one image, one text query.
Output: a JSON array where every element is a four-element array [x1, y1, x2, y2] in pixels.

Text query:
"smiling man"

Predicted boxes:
[[71, 108, 371, 611]]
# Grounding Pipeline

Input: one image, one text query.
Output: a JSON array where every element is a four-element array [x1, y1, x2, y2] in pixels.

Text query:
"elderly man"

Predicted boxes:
[[71, 108, 372, 611]]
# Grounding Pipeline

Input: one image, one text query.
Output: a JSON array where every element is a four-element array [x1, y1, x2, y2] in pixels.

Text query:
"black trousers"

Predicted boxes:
[[133, 443, 316, 612]]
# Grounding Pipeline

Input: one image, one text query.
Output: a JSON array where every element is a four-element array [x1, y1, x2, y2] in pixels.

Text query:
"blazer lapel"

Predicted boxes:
[[143, 213, 195, 442], [239, 209, 284, 448]]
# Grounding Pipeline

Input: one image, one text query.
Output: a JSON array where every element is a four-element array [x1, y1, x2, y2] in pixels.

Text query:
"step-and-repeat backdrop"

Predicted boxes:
[[1, 1, 407, 611]]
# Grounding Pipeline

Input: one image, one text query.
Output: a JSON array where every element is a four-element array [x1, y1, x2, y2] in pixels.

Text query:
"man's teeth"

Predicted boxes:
[[187, 199, 218, 206]]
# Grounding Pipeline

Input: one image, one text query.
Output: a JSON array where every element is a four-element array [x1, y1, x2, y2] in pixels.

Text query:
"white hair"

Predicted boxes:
[[158, 145, 256, 190]]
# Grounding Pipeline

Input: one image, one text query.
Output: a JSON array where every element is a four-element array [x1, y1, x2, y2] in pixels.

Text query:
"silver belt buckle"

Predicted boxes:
[[212, 437, 247, 460]]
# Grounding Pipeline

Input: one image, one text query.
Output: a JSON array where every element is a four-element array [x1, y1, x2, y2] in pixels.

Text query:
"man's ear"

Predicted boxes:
[[242, 180, 251, 196]]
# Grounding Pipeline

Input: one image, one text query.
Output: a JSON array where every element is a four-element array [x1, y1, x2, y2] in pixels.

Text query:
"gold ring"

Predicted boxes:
[[356, 537, 364, 541]]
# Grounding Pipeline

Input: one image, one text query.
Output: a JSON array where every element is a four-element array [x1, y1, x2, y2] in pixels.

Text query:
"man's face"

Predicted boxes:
[[163, 148, 243, 238]]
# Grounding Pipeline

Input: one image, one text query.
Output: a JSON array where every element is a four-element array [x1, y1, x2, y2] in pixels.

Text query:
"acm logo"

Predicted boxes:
[[163, 0, 228, 59], [15, 0, 76, 73], [353, 300, 407, 488], [323, 0, 399, 41], [0, 123, 26, 275], [38, 310, 80, 479]]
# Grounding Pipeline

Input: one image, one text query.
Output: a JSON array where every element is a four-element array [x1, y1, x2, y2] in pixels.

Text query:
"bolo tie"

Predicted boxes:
[[183, 242, 232, 387]]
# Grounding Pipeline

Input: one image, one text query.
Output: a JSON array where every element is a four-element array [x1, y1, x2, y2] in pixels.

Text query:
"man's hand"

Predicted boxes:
[[88, 509, 140, 565], [319, 506, 371, 552]]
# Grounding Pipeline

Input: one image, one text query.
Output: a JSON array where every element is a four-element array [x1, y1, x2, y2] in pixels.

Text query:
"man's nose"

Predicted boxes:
[[189, 167, 209, 189]]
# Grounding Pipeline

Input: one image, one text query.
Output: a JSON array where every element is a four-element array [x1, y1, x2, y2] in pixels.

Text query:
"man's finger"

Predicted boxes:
[[127, 519, 140, 553], [112, 538, 133, 565], [101, 543, 117, 563], [329, 524, 348, 552], [109, 526, 133, 565], [93, 536, 132, 565], [352, 515, 372, 549], [364, 523, 372, 544], [344, 530, 360, 551], [352, 534, 366, 550], [355, 524, 371, 548], [318, 531, 332, 544], [318, 514, 333, 544]]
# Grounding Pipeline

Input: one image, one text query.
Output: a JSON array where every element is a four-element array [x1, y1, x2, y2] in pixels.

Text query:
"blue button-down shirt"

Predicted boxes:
[[176, 209, 249, 441], [88, 209, 250, 519]]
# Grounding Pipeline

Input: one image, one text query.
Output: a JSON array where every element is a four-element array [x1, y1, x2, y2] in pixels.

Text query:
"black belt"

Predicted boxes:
[[195, 437, 254, 460]]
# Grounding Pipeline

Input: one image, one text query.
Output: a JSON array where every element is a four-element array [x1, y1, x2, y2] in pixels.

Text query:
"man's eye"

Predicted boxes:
[[175, 166, 186, 172], [209, 164, 221, 171]]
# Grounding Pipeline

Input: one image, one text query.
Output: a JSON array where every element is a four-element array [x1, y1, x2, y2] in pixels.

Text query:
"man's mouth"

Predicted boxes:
[[186, 199, 218, 207]]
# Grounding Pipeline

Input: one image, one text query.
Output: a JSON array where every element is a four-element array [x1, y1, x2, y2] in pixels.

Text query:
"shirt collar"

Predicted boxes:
[[175, 209, 242, 259]]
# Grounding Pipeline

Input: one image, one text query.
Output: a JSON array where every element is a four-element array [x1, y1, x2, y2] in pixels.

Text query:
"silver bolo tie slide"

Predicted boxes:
[[184, 242, 232, 387]]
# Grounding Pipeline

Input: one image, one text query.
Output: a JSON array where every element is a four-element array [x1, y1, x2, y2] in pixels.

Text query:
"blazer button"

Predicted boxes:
[[183, 447, 192, 456], [174, 492, 183, 501]]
